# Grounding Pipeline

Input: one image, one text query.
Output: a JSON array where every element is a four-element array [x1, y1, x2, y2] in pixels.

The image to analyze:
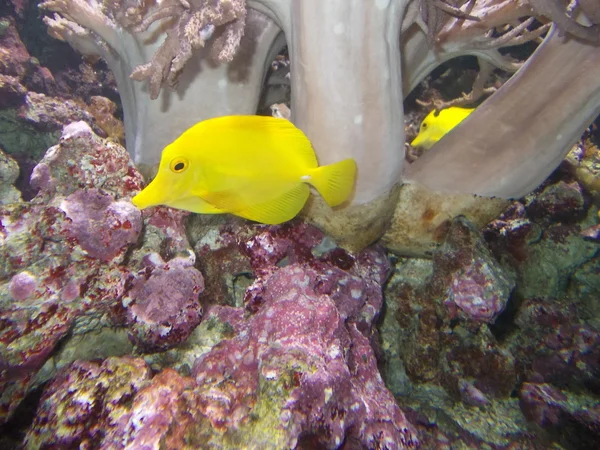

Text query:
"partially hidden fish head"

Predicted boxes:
[[410, 107, 474, 150], [410, 110, 439, 150]]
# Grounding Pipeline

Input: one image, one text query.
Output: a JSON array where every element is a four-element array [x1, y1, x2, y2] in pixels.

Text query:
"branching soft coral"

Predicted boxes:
[[42, 0, 249, 99], [129, 0, 247, 99], [41, 0, 281, 172]]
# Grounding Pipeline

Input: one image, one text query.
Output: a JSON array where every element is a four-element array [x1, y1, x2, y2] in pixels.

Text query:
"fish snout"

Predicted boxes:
[[131, 178, 165, 209], [410, 133, 433, 150], [410, 135, 423, 148]]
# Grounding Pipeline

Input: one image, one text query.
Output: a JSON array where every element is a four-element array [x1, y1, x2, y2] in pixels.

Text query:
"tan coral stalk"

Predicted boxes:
[[42, 1, 283, 169], [405, 25, 600, 199]]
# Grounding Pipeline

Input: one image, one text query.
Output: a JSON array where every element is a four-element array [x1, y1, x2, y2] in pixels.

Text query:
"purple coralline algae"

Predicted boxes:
[[387, 217, 519, 405], [445, 260, 512, 323], [519, 381, 600, 443], [0, 122, 204, 423], [18, 92, 99, 134], [526, 180, 586, 223], [24, 357, 153, 449], [22, 216, 419, 448], [514, 318, 600, 447], [519, 382, 568, 427], [382, 175, 600, 447], [1, 116, 418, 447], [60, 188, 141, 261], [530, 322, 600, 391], [122, 255, 204, 351], [436, 216, 516, 324], [29, 121, 141, 200], [193, 261, 417, 449]]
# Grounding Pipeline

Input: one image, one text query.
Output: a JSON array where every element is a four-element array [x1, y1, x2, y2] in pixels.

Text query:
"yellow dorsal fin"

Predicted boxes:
[[234, 183, 310, 224], [242, 116, 318, 168], [307, 158, 356, 207]]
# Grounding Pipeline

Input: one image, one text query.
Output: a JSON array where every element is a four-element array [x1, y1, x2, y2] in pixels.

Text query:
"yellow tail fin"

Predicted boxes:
[[308, 158, 356, 207]]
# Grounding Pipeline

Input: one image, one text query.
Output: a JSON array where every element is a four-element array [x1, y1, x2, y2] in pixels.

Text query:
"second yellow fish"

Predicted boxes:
[[132, 115, 357, 224], [411, 107, 474, 150]]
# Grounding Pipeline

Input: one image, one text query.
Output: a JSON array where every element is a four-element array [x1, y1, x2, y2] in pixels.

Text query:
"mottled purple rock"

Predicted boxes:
[[25, 357, 205, 450], [24, 357, 152, 449], [193, 263, 418, 449], [123, 255, 204, 351], [484, 202, 543, 264], [0, 123, 187, 424], [513, 298, 572, 332], [445, 259, 513, 323], [8, 271, 36, 301], [531, 324, 600, 391], [30, 121, 143, 201], [526, 181, 586, 223], [139, 206, 194, 262], [435, 216, 516, 323], [390, 215, 519, 405], [520, 382, 569, 428], [241, 221, 325, 269], [24, 249, 418, 448], [59, 188, 142, 261], [106, 367, 197, 449], [0, 200, 133, 422]]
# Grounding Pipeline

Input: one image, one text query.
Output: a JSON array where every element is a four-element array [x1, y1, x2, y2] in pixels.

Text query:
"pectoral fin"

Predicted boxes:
[[167, 195, 225, 214]]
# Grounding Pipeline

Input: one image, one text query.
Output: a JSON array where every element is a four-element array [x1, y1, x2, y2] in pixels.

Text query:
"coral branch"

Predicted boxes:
[[40, 0, 121, 52], [430, 58, 498, 110], [529, 0, 600, 42], [128, 0, 247, 99], [472, 18, 551, 49], [131, 5, 183, 32], [578, 0, 600, 23]]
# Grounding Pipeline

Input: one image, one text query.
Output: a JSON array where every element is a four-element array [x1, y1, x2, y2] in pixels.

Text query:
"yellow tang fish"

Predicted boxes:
[[410, 107, 474, 150], [132, 115, 357, 224]]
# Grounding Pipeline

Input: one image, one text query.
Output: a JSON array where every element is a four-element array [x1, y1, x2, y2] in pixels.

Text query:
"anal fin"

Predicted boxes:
[[234, 183, 310, 224]]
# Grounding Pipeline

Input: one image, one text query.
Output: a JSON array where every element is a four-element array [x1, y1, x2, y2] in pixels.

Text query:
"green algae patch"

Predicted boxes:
[[0, 109, 60, 160]]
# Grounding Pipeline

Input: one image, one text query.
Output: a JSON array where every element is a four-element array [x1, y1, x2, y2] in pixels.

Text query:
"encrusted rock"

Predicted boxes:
[[60, 188, 142, 261], [0, 148, 21, 204], [0, 122, 201, 424], [18, 93, 102, 135], [526, 181, 586, 223], [435, 216, 516, 324], [30, 121, 143, 201], [123, 255, 204, 351]]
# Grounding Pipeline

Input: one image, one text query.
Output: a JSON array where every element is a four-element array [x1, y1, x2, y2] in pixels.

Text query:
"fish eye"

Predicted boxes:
[[422, 122, 428, 129], [170, 157, 189, 173]]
